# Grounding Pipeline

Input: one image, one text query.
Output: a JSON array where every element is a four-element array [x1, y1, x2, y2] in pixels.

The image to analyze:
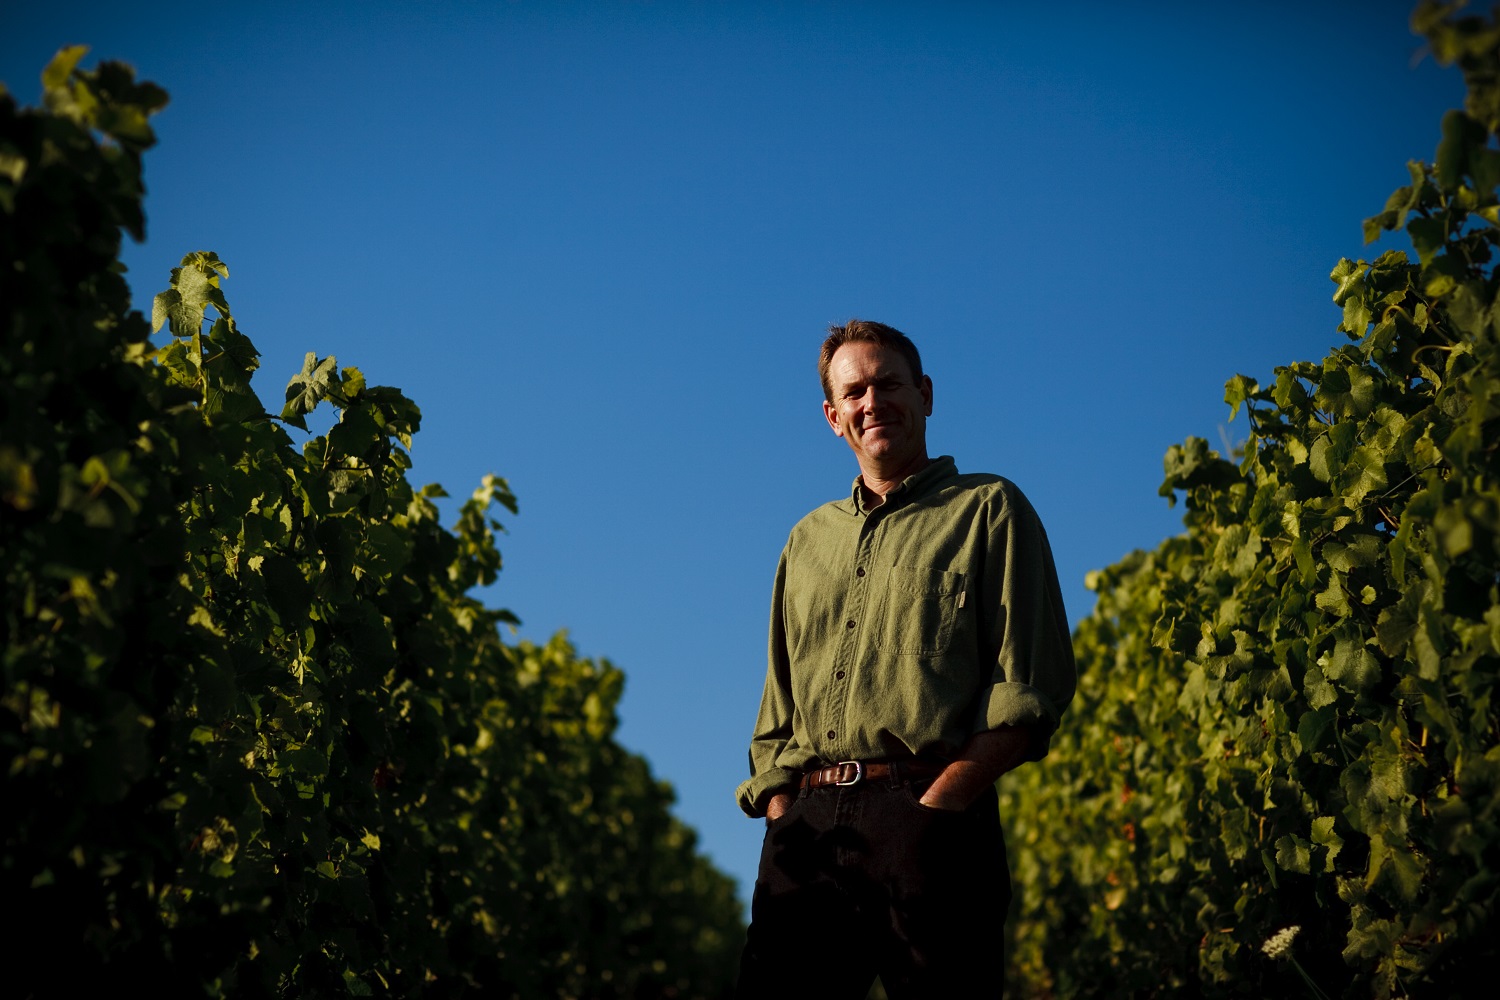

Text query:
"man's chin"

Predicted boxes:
[[858, 442, 913, 465]]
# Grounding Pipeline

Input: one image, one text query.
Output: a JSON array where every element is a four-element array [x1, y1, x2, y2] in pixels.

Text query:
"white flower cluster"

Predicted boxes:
[[1262, 925, 1301, 959]]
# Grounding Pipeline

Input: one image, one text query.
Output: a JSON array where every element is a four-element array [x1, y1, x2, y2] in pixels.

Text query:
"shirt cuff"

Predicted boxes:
[[971, 681, 1063, 759], [735, 766, 803, 818]]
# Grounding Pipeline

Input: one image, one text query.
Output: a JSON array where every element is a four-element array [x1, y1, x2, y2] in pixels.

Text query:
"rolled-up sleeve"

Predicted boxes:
[[971, 487, 1077, 759], [736, 546, 805, 817]]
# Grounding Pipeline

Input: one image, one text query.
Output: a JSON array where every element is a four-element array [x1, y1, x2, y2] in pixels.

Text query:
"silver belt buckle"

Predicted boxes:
[[834, 760, 863, 786]]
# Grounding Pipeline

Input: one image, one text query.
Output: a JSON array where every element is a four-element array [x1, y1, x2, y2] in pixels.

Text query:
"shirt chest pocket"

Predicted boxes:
[[874, 566, 966, 655]]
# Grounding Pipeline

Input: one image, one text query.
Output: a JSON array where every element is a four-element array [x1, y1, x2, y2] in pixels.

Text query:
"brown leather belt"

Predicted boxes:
[[800, 759, 946, 791]]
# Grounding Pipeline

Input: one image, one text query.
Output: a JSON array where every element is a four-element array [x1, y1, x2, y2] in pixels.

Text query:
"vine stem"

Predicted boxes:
[[1289, 957, 1333, 1000]]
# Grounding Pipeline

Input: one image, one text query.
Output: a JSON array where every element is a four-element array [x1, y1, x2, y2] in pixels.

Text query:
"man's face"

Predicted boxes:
[[822, 341, 933, 474]]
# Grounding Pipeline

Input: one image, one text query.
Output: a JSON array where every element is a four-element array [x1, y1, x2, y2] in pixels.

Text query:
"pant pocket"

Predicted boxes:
[[899, 778, 967, 818]]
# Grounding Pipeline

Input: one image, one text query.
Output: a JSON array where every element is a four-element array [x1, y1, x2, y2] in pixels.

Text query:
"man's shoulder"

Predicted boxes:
[[931, 470, 1032, 511], [787, 495, 858, 535], [946, 469, 1009, 491], [782, 470, 1036, 537], [775, 488, 870, 557], [914, 457, 1029, 507]]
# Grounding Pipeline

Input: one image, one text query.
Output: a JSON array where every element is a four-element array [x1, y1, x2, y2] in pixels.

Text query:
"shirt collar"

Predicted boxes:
[[846, 455, 958, 514]]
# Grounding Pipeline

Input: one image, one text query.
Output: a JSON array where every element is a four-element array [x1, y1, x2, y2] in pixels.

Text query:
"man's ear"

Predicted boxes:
[[823, 399, 845, 437], [921, 375, 933, 417]]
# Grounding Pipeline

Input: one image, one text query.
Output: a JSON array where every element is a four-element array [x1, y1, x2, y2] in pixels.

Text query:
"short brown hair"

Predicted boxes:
[[818, 319, 924, 402]]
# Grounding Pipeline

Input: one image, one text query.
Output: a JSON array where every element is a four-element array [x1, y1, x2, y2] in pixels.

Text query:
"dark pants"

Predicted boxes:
[[736, 771, 1011, 999]]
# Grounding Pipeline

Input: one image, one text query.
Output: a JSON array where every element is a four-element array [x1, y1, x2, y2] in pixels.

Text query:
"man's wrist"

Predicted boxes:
[[916, 728, 1033, 810], [764, 789, 795, 821], [758, 781, 795, 812]]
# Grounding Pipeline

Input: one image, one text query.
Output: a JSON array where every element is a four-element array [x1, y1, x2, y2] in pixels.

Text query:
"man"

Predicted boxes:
[[734, 319, 1076, 998]]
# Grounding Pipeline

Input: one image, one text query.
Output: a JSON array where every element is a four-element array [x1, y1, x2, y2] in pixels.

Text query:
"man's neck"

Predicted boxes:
[[858, 453, 932, 508]]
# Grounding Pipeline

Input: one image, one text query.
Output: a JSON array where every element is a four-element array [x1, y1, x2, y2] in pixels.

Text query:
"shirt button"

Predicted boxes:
[[846, 620, 855, 629], [827, 730, 836, 739], [856, 567, 865, 577]]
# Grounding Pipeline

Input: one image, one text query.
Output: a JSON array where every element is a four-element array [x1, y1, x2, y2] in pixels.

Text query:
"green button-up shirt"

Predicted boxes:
[[736, 456, 1077, 817]]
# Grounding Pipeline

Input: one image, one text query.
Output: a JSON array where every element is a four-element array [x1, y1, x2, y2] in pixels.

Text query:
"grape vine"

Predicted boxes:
[[1002, 5, 1500, 996], [2, 47, 741, 998]]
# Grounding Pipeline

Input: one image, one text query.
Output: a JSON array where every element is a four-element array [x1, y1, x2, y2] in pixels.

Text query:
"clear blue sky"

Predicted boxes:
[[2, 0, 1465, 903]]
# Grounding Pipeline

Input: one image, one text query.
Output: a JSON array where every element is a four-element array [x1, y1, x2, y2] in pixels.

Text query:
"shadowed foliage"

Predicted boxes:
[[2, 46, 740, 997], [1002, 4, 1500, 996]]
